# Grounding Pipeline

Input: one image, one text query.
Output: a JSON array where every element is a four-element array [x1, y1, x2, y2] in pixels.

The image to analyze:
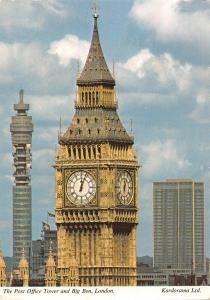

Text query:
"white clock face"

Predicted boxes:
[[66, 171, 96, 205], [117, 170, 133, 205]]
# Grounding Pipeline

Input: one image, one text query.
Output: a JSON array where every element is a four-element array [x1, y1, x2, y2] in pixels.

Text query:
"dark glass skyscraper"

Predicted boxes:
[[153, 179, 205, 273], [10, 90, 33, 269]]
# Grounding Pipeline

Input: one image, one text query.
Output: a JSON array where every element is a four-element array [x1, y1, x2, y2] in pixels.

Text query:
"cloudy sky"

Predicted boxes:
[[0, 0, 210, 258]]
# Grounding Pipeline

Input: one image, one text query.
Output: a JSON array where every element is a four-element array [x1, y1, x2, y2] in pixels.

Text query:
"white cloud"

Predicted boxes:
[[188, 72, 210, 122], [189, 92, 210, 124], [2, 153, 12, 168], [0, 42, 51, 86], [29, 94, 73, 122], [196, 91, 209, 105], [33, 148, 54, 160], [0, 42, 50, 76], [41, 0, 67, 17], [0, 0, 67, 31], [0, 41, 76, 94], [119, 92, 176, 105], [0, 105, 4, 116], [140, 139, 191, 177], [123, 49, 153, 78], [35, 126, 60, 142], [119, 48, 192, 92], [32, 175, 54, 206], [4, 175, 13, 183], [130, 0, 210, 50], [48, 34, 90, 66], [33, 174, 53, 188], [0, 220, 11, 231], [139, 181, 153, 216], [33, 149, 55, 170], [0, 37, 90, 92]]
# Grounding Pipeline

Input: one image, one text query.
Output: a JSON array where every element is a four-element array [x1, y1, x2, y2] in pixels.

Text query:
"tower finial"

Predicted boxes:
[[49, 240, 53, 256], [92, 0, 99, 19], [19, 89, 24, 103], [21, 247, 25, 258]]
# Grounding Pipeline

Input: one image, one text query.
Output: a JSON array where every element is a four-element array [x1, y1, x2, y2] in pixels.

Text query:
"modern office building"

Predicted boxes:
[[10, 90, 33, 270], [153, 179, 205, 273], [31, 239, 44, 277], [32, 223, 57, 280]]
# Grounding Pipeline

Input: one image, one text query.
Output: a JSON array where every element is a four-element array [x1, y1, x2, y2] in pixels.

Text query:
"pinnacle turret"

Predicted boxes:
[[0, 242, 7, 287], [45, 241, 57, 287], [46, 241, 56, 268], [18, 248, 29, 287], [19, 248, 29, 269]]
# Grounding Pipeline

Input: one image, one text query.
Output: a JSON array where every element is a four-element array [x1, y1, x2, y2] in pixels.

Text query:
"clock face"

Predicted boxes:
[[66, 171, 96, 205], [117, 170, 133, 205]]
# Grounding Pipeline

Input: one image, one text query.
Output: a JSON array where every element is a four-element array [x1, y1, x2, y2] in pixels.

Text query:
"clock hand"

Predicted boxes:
[[79, 180, 83, 192], [79, 173, 87, 192], [123, 180, 126, 193]]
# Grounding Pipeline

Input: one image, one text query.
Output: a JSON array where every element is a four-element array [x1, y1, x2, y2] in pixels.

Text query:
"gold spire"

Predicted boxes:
[[19, 248, 28, 268], [60, 4, 134, 144], [19, 248, 29, 287], [45, 241, 56, 287], [77, 5, 115, 86], [46, 241, 56, 267]]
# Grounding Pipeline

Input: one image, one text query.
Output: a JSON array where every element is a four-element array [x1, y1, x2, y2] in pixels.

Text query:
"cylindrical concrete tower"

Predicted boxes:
[[10, 90, 33, 270]]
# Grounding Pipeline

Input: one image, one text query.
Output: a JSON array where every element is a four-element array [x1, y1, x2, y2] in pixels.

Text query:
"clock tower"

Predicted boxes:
[[55, 10, 139, 286]]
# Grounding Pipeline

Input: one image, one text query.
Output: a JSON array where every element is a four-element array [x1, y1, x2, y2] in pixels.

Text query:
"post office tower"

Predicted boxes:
[[10, 90, 33, 269]]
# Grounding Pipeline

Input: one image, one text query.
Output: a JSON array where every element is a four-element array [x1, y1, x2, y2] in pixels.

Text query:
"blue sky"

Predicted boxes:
[[0, 0, 210, 258]]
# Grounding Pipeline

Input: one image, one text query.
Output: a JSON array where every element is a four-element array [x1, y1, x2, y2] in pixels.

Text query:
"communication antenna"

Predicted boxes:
[[19, 89, 24, 103]]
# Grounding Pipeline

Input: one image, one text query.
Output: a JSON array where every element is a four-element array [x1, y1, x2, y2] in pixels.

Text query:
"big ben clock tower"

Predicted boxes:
[[55, 8, 139, 286]]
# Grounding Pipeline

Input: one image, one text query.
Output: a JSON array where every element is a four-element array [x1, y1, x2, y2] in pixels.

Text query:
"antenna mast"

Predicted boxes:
[[19, 89, 24, 103]]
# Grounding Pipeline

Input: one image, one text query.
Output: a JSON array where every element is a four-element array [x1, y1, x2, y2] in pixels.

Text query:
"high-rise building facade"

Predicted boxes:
[[10, 90, 33, 270], [32, 223, 57, 280], [153, 179, 205, 273], [55, 10, 139, 286]]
